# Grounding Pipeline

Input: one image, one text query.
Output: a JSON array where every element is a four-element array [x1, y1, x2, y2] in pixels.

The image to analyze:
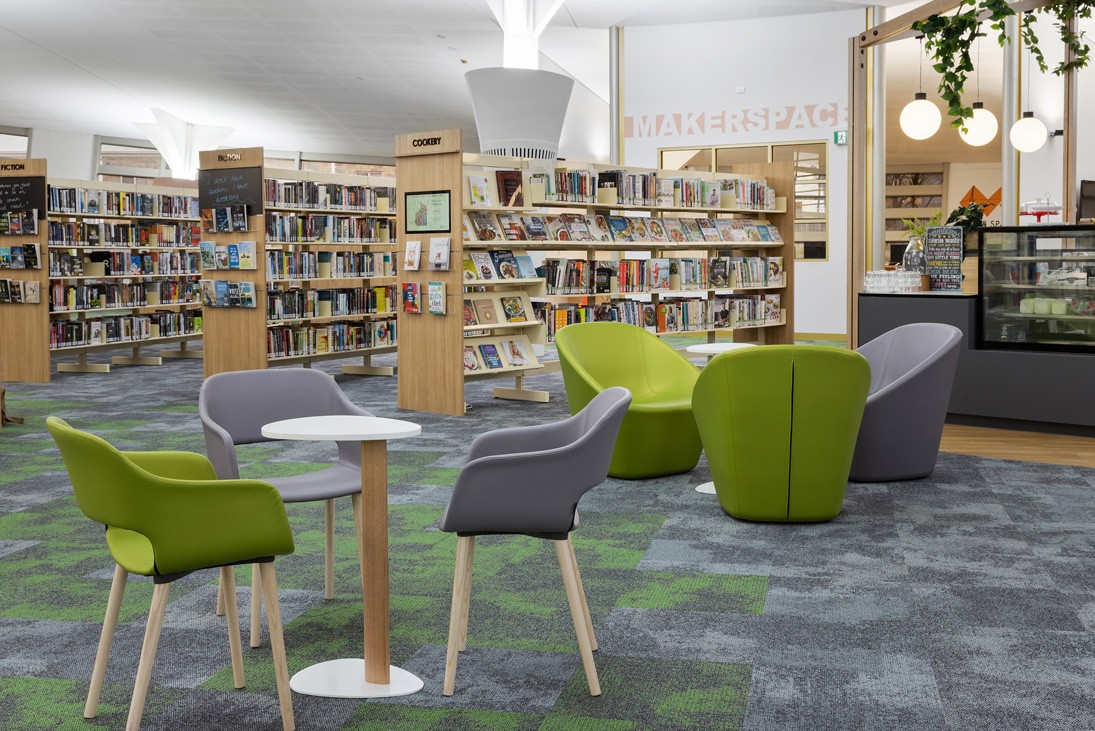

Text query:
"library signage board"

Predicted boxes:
[[0, 176, 46, 219], [198, 166, 264, 214], [925, 226, 963, 291], [405, 190, 451, 234]]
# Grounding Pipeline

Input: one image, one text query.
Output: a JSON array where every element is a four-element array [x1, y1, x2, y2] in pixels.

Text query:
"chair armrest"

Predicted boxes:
[[122, 451, 217, 481], [200, 416, 241, 479], [466, 418, 580, 461]]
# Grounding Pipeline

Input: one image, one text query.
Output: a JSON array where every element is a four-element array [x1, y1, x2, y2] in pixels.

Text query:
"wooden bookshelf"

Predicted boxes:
[[0, 158, 50, 383]]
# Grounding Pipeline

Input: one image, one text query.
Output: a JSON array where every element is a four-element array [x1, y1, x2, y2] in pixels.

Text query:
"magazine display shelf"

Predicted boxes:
[[46, 177, 203, 375]]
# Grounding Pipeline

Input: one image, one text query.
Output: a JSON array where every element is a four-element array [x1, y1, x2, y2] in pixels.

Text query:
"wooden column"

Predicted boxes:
[[848, 36, 869, 349]]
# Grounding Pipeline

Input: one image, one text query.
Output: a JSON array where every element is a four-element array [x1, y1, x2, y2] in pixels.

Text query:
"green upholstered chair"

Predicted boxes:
[[555, 322, 702, 479], [691, 346, 870, 522], [46, 417, 296, 731]]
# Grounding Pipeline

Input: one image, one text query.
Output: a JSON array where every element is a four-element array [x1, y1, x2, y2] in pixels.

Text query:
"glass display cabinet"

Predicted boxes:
[[977, 225, 1095, 353]]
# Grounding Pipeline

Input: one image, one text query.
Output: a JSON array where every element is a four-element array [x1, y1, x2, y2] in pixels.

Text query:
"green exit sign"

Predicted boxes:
[[834, 130, 848, 145]]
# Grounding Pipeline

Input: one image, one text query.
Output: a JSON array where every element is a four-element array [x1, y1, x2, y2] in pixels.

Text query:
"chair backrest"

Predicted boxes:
[[856, 323, 963, 396], [556, 322, 698, 400], [441, 387, 632, 536], [199, 368, 368, 445]]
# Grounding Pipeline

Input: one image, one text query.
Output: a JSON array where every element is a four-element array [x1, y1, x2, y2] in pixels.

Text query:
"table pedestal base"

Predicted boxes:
[[696, 482, 716, 495], [289, 658, 424, 698]]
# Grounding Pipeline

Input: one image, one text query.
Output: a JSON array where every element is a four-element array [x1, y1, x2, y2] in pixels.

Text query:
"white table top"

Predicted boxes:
[[262, 415, 421, 442], [686, 342, 759, 355]]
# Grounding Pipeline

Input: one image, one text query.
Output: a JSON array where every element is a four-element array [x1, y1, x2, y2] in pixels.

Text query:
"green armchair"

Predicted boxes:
[[691, 346, 870, 522], [556, 322, 702, 479], [46, 417, 297, 731]]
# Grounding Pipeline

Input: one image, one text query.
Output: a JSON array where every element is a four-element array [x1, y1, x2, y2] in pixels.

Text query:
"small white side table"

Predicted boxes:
[[262, 414, 423, 698], [686, 343, 757, 494]]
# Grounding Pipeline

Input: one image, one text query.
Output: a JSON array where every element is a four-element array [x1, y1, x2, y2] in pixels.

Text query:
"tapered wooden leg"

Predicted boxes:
[[85, 564, 127, 718], [258, 563, 295, 731], [125, 582, 170, 731], [215, 581, 225, 617], [555, 540, 600, 696], [220, 567, 246, 689], [351, 492, 364, 584], [443, 536, 474, 696], [250, 564, 262, 648], [324, 498, 336, 600], [458, 538, 474, 652], [567, 537, 597, 651], [360, 440, 390, 685]]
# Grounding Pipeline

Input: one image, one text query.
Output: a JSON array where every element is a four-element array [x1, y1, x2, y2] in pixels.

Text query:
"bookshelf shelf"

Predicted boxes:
[[529, 200, 788, 215], [264, 205, 397, 217], [266, 312, 397, 327]]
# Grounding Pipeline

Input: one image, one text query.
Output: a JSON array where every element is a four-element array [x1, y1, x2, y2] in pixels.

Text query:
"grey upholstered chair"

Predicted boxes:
[[849, 322, 963, 482], [439, 386, 632, 698], [199, 368, 370, 646]]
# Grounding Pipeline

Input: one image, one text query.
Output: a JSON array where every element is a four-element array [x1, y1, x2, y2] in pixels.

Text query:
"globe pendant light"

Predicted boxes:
[[1009, 21, 1049, 153], [959, 37, 998, 147], [900, 36, 942, 140]]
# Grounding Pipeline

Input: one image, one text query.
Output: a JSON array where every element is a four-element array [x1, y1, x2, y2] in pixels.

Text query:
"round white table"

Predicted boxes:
[[261, 414, 423, 699], [686, 343, 757, 494]]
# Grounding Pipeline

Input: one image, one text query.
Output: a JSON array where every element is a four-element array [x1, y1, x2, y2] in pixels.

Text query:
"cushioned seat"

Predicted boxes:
[[692, 346, 870, 522], [556, 322, 702, 479]]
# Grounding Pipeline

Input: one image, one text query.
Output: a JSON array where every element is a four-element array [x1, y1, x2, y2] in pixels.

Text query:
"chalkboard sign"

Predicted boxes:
[[0, 176, 46, 220], [925, 225, 964, 291], [198, 166, 263, 214]]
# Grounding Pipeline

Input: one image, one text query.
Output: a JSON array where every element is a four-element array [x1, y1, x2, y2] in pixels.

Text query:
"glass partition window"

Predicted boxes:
[[0, 132, 29, 159]]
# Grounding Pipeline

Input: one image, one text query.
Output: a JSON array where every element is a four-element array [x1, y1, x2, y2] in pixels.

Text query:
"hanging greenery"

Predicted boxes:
[[911, 0, 1093, 129]]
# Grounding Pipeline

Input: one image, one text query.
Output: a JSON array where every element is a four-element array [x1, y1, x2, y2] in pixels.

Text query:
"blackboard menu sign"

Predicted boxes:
[[198, 166, 263, 214], [0, 176, 46, 220], [925, 225, 963, 290]]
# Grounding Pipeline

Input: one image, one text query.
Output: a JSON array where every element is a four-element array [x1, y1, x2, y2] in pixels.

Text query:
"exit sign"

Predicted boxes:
[[833, 130, 848, 145]]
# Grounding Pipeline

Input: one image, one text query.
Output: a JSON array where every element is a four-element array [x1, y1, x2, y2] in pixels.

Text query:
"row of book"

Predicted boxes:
[[264, 180, 395, 212], [533, 294, 782, 337], [267, 285, 397, 321], [0, 210, 39, 235], [50, 312, 202, 350], [200, 205, 249, 233], [199, 241, 257, 271], [49, 186, 198, 219], [268, 317, 396, 359], [465, 210, 781, 245], [265, 211, 396, 244], [1, 243, 41, 269], [199, 280, 258, 308], [541, 256, 784, 295], [0, 278, 41, 304], [48, 220, 202, 248], [463, 250, 537, 282], [528, 169, 777, 209], [400, 281, 447, 315], [51, 250, 201, 278], [267, 250, 396, 281], [462, 295, 530, 329], [49, 281, 154, 312], [463, 337, 536, 372]]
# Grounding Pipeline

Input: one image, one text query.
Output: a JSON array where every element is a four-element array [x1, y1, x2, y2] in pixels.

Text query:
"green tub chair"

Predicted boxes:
[[692, 346, 870, 522], [556, 322, 702, 479]]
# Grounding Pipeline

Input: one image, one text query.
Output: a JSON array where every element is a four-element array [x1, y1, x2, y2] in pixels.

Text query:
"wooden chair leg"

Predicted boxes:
[[258, 562, 295, 731], [250, 563, 262, 648], [566, 536, 597, 651], [443, 535, 474, 696], [220, 567, 246, 689], [555, 540, 600, 696], [125, 582, 171, 731], [85, 564, 127, 718], [458, 538, 474, 652], [324, 498, 336, 600], [215, 580, 225, 617]]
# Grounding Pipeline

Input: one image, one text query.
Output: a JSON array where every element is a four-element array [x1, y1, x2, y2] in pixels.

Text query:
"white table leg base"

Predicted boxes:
[[695, 482, 717, 495], [289, 658, 424, 698]]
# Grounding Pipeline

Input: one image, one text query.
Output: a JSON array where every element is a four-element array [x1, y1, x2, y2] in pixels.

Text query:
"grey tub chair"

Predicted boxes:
[[850, 322, 963, 482], [199, 368, 370, 646], [440, 386, 632, 697]]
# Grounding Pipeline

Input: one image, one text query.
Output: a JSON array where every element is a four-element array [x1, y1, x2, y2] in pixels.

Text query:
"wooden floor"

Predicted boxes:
[[940, 424, 1095, 469]]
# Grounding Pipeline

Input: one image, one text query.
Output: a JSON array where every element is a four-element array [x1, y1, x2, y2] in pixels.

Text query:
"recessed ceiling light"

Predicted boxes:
[[436, 34, 446, 39]]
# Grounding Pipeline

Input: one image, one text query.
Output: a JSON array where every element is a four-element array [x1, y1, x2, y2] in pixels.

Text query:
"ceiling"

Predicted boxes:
[[0, 0, 909, 161]]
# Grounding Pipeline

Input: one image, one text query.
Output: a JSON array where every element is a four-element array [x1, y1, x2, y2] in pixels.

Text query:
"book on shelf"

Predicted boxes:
[[709, 258, 729, 288], [696, 218, 722, 242], [214, 280, 230, 307], [238, 281, 256, 308], [463, 344, 482, 372], [656, 179, 675, 207], [489, 250, 520, 279], [0, 248, 9, 268], [427, 280, 446, 314], [0, 279, 9, 303], [767, 257, 785, 287], [604, 215, 632, 242], [765, 224, 783, 242], [713, 297, 732, 328], [499, 295, 527, 322], [641, 303, 657, 332], [200, 209, 215, 232], [756, 224, 772, 241], [585, 215, 613, 242], [200, 280, 215, 306], [215, 208, 231, 233], [428, 237, 451, 270], [500, 338, 531, 367], [764, 293, 781, 323], [231, 204, 248, 231], [227, 243, 241, 269], [679, 218, 704, 242], [198, 241, 216, 270], [8, 246, 25, 269], [561, 213, 594, 241], [657, 303, 679, 333], [646, 219, 669, 243], [469, 251, 497, 280], [662, 217, 686, 243], [404, 240, 421, 270], [628, 218, 651, 242], [544, 215, 572, 241], [467, 210, 503, 241], [237, 241, 256, 270], [23, 243, 39, 269], [521, 215, 548, 241], [462, 217, 472, 241], [227, 281, 241, 307], [462, 255, 479, 282], [473, 298, 499, 325], [495, 170, 524, 207], [497, 213, 527, 241], [514, 254, 538, 279], [478, 342, 504, 369], [462, 298, 479, 326], [402, 282, 421, 313], [713, 218, 736, 241], [374, 319, 393, 347], [214, 245, 230, 270], [468, 174, 492, 207]]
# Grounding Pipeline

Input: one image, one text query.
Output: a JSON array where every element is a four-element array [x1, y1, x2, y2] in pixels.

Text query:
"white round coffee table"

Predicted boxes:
[[262, 414, 423, 698], [686, 344, 756, 495]]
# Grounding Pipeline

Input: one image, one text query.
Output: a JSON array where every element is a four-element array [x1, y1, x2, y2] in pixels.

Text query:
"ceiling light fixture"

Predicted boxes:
[[959, 36, 998, 147], [1009, 14, 1049, 153], [900, 35, 942, 140]]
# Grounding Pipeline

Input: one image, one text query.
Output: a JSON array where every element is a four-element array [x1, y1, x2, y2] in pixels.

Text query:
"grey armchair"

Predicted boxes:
[[199, 368, 371, 646], [849, 323, 963, 482], [439, 386, 632, 697]]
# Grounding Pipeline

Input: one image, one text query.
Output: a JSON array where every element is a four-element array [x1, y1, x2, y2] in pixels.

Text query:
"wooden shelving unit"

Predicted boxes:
[[0, 158, 50, 383]]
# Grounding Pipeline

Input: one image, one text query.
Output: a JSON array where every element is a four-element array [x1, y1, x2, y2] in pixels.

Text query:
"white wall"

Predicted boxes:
[[622, 10, 864, 336], [28, 128, 96, 179]]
